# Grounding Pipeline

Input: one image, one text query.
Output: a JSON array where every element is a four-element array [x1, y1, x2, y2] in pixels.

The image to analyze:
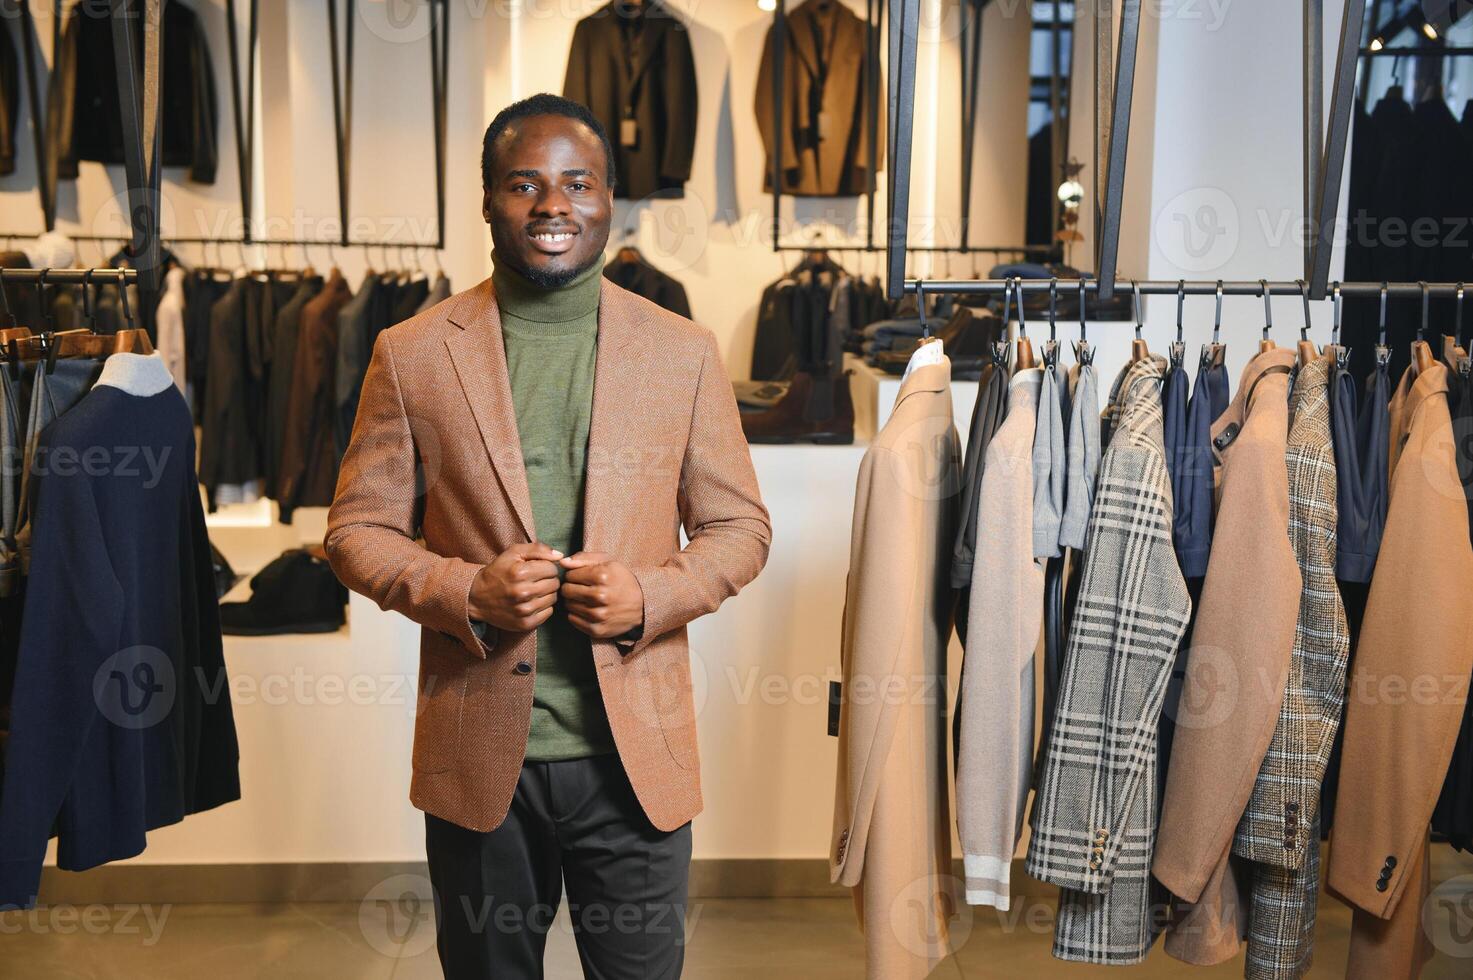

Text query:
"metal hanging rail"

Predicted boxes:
[[899, 277, 1470, 301], [326, 0, 357, 248], [0, 268, 139, 286]]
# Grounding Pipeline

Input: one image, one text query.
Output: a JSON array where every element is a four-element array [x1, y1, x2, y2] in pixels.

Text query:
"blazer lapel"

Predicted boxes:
[[582, 281, 649, 554], [445, 278, 536, 542]]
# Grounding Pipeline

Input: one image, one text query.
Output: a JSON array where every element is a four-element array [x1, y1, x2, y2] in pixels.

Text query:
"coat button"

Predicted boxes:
[[1375, 879, 1388, 892], [1286, 802, 1299, 813], [1384, 856, 1397, 869], [515, 661, 532, 675]]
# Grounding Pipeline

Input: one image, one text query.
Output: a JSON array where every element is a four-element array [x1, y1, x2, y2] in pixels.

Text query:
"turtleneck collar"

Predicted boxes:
[[491, 250, 604, 328]]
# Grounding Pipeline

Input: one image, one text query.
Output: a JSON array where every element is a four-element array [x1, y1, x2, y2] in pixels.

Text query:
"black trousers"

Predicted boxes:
[[424, 753, 692, 979]]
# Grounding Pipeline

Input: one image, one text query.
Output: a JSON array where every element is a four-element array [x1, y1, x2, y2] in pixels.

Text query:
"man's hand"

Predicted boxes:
[[559, 552, 644, 640], [469, 543, 563, 632]]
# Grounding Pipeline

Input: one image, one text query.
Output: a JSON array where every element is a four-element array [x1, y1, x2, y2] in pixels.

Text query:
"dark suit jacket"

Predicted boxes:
[[280, 271, 353, 522], [755, 0, 884, 197], [47, 0, 217, 184], [563, 1, 698, 200], [603, 255, 692, 318]]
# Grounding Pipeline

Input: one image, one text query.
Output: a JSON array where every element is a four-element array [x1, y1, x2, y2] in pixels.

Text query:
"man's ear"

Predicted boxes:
[[481, 189, 493, 224]]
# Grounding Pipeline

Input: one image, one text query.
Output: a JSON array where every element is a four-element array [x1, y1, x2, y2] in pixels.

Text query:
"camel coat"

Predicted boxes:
[[1156, 348, 1301, 964], [831, 356, 960, 980], [1328, 361, 1473, 980]]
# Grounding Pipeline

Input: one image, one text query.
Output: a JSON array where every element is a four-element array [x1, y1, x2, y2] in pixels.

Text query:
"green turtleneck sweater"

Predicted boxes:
[[492, 252, 615, 761]]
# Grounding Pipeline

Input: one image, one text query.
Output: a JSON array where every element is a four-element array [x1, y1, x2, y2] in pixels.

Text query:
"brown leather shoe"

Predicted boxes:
[[741, 370, 855, 445]]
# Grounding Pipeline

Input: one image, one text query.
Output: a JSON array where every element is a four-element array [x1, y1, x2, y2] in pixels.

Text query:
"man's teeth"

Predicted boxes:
[[533, 232, 574, 242]]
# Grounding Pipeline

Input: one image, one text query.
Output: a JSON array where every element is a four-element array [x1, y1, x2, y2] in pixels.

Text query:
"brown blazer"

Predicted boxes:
[[754, 0, 884, 197], [1155, 349, 1301, 926], [324, 277, 771, 834], [278, 269, 352, 520], [831, 357, 960, 980], [1328, 362, 1473, 974]]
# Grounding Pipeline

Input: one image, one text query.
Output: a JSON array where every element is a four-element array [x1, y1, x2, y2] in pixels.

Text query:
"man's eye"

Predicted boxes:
[[568, 182, 589, 192], [513, 183, 536, 192]]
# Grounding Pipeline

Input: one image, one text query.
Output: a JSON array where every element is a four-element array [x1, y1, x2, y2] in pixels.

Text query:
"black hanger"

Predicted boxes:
[[1170, 280, 1185, 369], [1333, 283, 1351, 371], [1375, 282, 1391, 368], [991, 277, 1012, 369], [1043, 277, 1059, 368], [1073, 278, 1092, 365], [916, 280, 929, 338]]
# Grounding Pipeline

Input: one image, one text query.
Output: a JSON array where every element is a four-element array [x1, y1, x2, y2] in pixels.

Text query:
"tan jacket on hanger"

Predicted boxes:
[[325, 278, 771, 836], [754, 0, 885, 196], [831, 356, 960, 980], [1156, 347, 1302, 964], [1328, 361, 1473, 980]]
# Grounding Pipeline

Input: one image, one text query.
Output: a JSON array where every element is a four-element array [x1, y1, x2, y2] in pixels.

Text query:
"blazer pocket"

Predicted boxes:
[[412, 646, 466, 774], [648, 652, 700, 771]]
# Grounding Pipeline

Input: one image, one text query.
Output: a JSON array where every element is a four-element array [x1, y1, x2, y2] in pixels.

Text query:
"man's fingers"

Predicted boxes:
[[510, 577, 561, 601], [563, 563, 611, 586], [518, 606, 556, 630], [558, 551, 610, 569], [508, 542, 564, 562], [513, 592, 559, 616], [560, 582, 605, 605], [511, 559, 561, 582]]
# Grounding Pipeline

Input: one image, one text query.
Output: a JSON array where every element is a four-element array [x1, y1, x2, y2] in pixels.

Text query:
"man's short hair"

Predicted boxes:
[[481, 94, 617, 192]]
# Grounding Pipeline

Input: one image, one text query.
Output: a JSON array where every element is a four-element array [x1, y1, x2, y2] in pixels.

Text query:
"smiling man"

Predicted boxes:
[[325, 93, 771, 979]]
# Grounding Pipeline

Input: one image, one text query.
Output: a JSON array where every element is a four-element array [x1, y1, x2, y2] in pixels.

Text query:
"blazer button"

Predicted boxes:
[[514, 661, 532, 675], [1384, 856, 1397, 869], [1375, 879, 1388, 892]]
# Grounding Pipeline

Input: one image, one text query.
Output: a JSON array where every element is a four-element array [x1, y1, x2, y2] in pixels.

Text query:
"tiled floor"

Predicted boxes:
[[5, 881, 1473, 979]]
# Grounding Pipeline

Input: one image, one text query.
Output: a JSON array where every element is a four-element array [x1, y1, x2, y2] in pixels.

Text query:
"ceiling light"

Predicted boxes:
[[1369, 36, 1385, 51], [1422, 20, 1439, 40], [758, 0, 777, 10]]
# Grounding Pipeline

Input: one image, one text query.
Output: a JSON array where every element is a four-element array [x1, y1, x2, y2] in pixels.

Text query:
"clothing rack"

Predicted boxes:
[[881, 0, 1467, 302], [765, 0, 1045, 257], [0, 268, 137, 287], [900, 277, 1470, 300]]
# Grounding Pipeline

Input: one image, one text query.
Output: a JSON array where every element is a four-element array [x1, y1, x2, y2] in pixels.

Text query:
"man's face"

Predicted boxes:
[[483, 114, 613, 288]]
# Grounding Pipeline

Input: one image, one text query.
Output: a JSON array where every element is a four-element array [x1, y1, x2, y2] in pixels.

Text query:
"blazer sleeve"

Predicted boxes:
[[324, 331, 493, 659], [956, 433, 1042, 909], [616, 330, 771, 657], [660, 25, 698, 186], [0, 437, 125, 909]]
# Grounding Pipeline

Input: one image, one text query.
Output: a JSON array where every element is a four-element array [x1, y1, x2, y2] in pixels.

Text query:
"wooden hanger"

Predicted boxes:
[[1295, 280, 1317, 366], [111, 330, 155, 355], [1412, 339, 1436, 375], [1012, 279, 1036, 369], [1258, 280, 1276, 353], [1130, 281, 1149, 362]]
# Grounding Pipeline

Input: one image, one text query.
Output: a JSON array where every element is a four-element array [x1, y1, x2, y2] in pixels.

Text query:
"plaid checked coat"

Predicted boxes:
[[1234, 355, 1350, 980], [1024, 355, 1193, 964]]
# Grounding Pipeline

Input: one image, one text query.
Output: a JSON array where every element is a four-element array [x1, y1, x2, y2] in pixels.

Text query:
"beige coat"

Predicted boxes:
[[831, 357, 960, 980], [1328, 361, 1473, 979], [325, 278, 771, 836], [1156, 348, 1301, 964]]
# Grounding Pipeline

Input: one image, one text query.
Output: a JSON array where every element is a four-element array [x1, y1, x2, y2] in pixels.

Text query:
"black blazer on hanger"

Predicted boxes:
[[47, 0, 217, 184], [0, 17, 16, 177], [563, 1, 698, 200]]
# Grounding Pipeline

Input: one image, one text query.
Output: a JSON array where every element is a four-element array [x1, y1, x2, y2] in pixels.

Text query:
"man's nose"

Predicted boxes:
[[532, 186, 571, 217]]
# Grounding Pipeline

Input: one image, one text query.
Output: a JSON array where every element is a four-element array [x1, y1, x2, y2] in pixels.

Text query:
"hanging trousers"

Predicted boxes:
[[424, 753, 692, 980]]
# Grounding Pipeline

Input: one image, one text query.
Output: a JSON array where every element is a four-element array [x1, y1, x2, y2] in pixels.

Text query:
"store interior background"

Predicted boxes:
[[2, 0, 1472, 900]]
